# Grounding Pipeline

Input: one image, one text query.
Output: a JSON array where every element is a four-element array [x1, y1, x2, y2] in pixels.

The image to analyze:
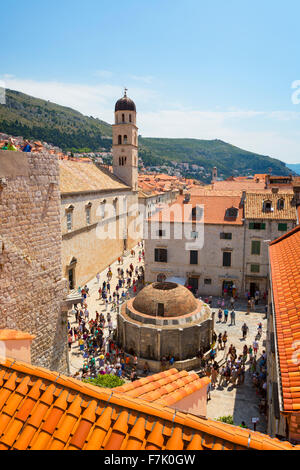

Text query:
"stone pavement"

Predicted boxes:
[[68, 246, 144, 374], [206, 302, 268, 433]]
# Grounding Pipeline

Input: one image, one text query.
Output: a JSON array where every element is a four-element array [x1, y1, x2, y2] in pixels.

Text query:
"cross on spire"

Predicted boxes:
[[124, 87, 128, 97]]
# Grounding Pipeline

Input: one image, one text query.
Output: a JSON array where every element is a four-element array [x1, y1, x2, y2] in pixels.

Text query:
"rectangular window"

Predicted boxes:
[[67, 212, 72, 231], [190, 250, 198, 265], [251, 240, 261, 255], [191, 231, 198, 239], [220, 232, 232, 240], [278, 223, 287, 232], [251, 264, 260, 273], [155, 248, 168, 263], [223, 251, 231, 267], [204, 279, 212, 285], [86, 207, 91, 225], [249, 222, 266, 230], [157, 229, 166, 237]]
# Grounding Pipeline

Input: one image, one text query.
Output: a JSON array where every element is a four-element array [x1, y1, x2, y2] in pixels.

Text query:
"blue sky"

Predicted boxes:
[[1, 0, 300, 162]]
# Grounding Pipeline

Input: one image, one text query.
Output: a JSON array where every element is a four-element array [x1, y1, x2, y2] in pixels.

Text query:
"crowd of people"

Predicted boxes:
[[1, 137, 37, 152], [198, 318, 267, 415], [67, 243, 145, 382]]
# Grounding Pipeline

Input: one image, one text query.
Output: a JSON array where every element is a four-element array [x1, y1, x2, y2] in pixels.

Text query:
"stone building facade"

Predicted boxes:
[[144, 193, 245, 297], [60, 161, 139, 289], [0, 150, 68, 372], [117, 282, 213, 372], [243, 191, 297, 297]]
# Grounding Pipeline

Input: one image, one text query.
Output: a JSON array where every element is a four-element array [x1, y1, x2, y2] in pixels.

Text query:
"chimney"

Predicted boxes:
[[292, 184, 300, 207], [0, 330, 35, 364], [240, 190, 247, 207]]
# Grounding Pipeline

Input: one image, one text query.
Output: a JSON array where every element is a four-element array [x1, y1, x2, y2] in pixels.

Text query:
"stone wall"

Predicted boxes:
[[0, 150, 68, 373]]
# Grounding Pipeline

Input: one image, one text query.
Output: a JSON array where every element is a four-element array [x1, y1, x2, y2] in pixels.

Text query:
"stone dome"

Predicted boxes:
[[115, 92, 136, 112], [132, 282, 198, 318]]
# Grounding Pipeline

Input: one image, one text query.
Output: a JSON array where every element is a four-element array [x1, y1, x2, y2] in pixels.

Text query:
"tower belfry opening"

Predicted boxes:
[[112, 90, 138, 191]]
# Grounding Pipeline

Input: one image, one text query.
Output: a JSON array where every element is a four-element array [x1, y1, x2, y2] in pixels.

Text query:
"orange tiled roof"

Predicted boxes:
[[0, 357, 298, 450], [245, 193, 297, 220], [0, 330, 35, 341], [59, 161, 129, 194], [114, 369, 210, 407], [149, 194, 243, 225], [212, 179, 266, 191], [269, 226, 300, 412]]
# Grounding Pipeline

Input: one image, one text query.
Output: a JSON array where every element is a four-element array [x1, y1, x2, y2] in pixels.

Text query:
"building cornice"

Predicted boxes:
[[60, 187, 132, 198]]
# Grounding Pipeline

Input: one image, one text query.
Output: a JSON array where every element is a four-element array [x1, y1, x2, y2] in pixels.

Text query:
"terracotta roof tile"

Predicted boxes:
[[245, 192, 297, 220], [59, 161, 129, 194], [269, 226, 300, 412], [0, 357, 299, 450], [149, 194, 243, 225]]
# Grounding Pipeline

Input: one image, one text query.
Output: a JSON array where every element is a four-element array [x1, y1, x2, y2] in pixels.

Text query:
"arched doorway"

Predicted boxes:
[[222, 280, 234, 296]]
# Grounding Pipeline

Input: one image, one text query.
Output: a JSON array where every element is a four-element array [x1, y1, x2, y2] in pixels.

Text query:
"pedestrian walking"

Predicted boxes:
[[242, 322, 249, 340]]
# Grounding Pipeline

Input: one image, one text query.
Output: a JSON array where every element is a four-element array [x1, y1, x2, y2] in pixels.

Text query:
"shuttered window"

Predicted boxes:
[[223, 252, 231, 267], [190, 250, 198, 265], [155, 248, 168, 263], [251, 240, 261, 255]]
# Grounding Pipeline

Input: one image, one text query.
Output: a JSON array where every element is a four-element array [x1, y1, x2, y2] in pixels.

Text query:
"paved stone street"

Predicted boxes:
[[207, 300, 267, 433], [68, 246, 144, 374]]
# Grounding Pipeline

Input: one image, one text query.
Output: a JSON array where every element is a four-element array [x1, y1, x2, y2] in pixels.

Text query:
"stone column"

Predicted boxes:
[[178, 329, 183, 361], [136, 326, 141, 357], [122, 319, 126, 349]]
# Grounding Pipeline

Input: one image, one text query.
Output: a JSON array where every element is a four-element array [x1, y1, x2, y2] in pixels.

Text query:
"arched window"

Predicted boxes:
[[118, 135, 122, 145], [123, 135, 128, 144], [122, 114, 125, 123], [263, 200, 272, 212], [225, 207, 238, 219], [124, 157, 127, 164], [129, 114, 132, 123]]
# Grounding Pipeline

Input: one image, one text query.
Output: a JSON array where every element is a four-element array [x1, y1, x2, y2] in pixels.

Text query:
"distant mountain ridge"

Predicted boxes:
[[0, 89, 292, 181], [286, 163, 300, 175]]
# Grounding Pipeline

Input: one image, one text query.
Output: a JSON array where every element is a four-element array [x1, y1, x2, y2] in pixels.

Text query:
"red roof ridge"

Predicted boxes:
[[0, 356, 299, 450], [269, 224, 300, 246]]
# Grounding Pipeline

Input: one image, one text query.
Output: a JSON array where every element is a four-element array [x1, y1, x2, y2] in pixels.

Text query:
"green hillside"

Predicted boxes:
[[139, 137, 291, 179], [0, 89, 112, 152], [0, 88, 292, 180]]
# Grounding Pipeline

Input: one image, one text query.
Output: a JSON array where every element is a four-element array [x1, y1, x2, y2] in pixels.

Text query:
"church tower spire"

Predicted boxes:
[[112, 90, 138, 191]]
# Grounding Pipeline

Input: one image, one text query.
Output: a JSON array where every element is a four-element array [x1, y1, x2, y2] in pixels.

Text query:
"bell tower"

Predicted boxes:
[[112, 89, 138, 191]]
